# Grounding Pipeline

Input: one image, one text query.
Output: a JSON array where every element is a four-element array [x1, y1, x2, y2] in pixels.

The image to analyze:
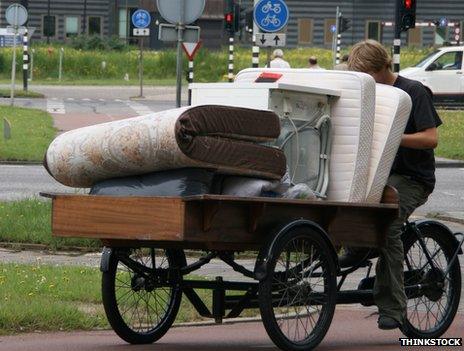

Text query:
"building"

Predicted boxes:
[[242, 0, 464, 48], [0, 0, 111, 41], [0, 1, 463, 48]]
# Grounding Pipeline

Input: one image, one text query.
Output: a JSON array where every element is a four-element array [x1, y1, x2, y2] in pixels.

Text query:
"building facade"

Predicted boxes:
[[243, 0, 464, 48], [0, 1, 463, 48], [0, 0, 111, 41]]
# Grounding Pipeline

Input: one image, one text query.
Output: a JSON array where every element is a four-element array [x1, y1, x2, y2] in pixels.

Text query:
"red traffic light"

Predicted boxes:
[[225, 13, 233, 23], [404, 0, 413, 9]]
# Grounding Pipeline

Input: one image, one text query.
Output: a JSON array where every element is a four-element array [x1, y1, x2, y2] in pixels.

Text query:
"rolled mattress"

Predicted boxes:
[[44, 105, 286, 188]]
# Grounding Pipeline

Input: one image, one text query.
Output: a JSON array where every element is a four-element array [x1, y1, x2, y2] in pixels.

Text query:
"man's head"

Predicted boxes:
[[273, 49, 284, 59], [308, 56, 318, 66], [348, 40, 394, 84]]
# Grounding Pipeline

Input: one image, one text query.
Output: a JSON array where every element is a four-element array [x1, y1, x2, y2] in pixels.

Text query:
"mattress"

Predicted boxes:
[[236, 69, 376, 202], [44, 105, 286, 188], [365, 84, 412, 203]]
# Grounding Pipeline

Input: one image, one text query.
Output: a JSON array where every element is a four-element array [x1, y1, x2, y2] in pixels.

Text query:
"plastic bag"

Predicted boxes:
[[90, 168, 214, 197]]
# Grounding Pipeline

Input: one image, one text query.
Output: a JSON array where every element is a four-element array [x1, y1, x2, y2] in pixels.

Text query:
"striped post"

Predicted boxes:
[[335, 33, 341, 65], [22, 28, 29, 92], [188, 59, 194, 105], [228, 36, 234, 82], [252, 34, 259, 68], [393, 38, 401, 73]]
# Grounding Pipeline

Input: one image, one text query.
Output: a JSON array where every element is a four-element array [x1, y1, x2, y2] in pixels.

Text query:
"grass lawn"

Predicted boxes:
[[0, 106, 56, 162], [0, 263, 257, 335], [0, 199, 99, 251], [436, 110, 464, 160]]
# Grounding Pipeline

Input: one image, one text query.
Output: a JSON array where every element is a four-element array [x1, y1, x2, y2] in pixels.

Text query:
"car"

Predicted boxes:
[[400, 46, 464, 108]]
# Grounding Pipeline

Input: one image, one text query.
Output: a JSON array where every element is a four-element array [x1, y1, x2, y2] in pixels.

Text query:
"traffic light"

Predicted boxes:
[[224, 0, 236, 34], [338, 16, 351, 33], [398, 0, 416, 32]]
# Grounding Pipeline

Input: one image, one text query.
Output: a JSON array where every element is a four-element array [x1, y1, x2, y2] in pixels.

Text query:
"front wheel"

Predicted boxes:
[[102, 248, 186, 344], [258, 227, 337, 351], [402, 226, 461, 338]]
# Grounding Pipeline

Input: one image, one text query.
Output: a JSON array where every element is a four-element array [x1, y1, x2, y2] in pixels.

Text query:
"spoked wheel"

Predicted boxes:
[[402, 226, 461, 338], [102, 247, 186, 344], [259, 227, 337, 351]]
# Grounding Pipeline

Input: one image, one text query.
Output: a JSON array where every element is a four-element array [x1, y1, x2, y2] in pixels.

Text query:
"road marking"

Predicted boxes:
[[98, 99, 106, 102], [82, 98, 91, 102], [66, 98, 75, 101], [441, 191, 456, 197], [46, 99, 65, 114], [124, 100, 153, 115]]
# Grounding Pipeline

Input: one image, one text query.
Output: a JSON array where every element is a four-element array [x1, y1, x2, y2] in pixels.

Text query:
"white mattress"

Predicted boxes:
[[365, 84, 412, 203], [236, 69, 376, 202]]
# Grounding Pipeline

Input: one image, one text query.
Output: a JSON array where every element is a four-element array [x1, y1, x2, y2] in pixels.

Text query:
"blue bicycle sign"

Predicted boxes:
[[254, 0, 289, 33], [132, 9, 151, 29]]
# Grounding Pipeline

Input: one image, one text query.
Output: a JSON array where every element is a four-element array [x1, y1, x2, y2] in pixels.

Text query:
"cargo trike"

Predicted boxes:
[[42, 186, 463, 351]]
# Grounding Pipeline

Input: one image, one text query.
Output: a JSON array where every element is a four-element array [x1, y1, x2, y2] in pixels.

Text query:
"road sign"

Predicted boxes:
[[330, 24, 337, 33], [158, 24, 201, 43], [5, 4, 28, 27], [182, 41, 202, 60], [257, 33, 286, 47], [438, 17, 448, 27], [253, 0, 289, 33], [132, 9, 151, 29], [157, 0, 205, 25], [133, 28, 150, 36]]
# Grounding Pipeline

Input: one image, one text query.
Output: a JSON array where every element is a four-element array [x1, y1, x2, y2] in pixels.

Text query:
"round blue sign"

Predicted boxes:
[[330, 24, 337, 33], [132, 9, 151, 29], [253, 0, 289, 33]]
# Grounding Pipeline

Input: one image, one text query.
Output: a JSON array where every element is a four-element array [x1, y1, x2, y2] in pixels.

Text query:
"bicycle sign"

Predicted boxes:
[[254, 0, 289, 33], [132, 9, 151, 29]]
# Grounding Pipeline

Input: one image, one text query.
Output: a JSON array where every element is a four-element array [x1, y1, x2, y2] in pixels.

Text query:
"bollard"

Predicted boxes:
[[3, 118, 11, 140]]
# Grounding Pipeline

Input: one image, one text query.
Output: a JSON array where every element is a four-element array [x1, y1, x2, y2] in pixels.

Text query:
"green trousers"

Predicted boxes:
[[373, 173, 431, 324]]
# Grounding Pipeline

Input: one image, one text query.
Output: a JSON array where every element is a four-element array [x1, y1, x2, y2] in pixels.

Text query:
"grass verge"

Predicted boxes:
[[0, 199, 100, 251], [0, 263, 258, 335], [0, 106, 56, 162], [0, 89, 44, 98], [436, 110, 464, 160]]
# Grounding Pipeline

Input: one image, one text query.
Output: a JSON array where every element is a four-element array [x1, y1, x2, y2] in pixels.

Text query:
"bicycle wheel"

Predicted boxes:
[[102, 248, 186, 344], [402, 225, 461, 338], [259, 227, 337, 351]]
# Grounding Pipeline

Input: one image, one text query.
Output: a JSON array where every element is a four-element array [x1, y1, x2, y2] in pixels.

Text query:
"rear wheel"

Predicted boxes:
[[402, 226, 461, 338], [102, 248, 186, 344], [258, 227, 337, 351]]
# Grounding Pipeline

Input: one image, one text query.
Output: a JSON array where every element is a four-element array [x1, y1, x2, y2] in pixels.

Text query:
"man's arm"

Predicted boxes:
[[401, 127, 438, 149]]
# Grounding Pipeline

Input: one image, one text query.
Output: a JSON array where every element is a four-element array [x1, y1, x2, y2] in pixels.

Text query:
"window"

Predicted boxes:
[[298, 19, 313, 44], [366, 21, 381, 41], [43, 15, 56, 38], [324, 19, 336, 45], [88, 17, 102, 36], [429, 51, 462, 71], [119, 8, 128, 38], [434, 27, 449, 45], [65, 16, 79, 38], [408, 27, 422, 47]]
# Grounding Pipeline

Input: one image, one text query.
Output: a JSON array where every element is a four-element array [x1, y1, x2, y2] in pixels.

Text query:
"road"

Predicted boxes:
[[1, 165, 462, 218], [0, 308, 462, 351]]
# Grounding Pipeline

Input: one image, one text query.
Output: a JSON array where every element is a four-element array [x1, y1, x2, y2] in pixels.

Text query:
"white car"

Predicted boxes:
[[400, 46, 464, 107]]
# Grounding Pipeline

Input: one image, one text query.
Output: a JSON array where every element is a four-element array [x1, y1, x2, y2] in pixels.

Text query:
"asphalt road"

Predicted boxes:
[[1, 165, 462, 218], [0, 308, 462, 351]]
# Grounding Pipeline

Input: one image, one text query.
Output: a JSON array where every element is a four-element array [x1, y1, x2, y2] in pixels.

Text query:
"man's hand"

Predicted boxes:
[[401, 127, 438, 149]]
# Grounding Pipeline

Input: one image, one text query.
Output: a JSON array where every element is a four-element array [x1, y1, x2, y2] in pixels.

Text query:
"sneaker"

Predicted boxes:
[[378, 315, 401, 330]]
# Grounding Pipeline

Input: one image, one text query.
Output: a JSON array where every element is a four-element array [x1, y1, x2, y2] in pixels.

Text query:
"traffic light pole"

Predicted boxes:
[[333, 6, 340, 67], [394, 1, 401, 73], [228, 36, 234, 82]]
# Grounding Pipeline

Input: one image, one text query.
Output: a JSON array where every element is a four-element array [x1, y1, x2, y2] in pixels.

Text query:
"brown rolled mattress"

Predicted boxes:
[[44, 105, 286, 188]]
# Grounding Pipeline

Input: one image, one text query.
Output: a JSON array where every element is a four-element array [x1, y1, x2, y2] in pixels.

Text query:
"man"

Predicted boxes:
[[268, 49, 291, 68], [342, 40, 442, 330], [308, 56, 324, 69], [334, 54, 349, 70]]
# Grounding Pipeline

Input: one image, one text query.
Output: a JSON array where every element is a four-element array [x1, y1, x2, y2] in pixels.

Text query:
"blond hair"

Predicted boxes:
[[348, 40, 392, 73]]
